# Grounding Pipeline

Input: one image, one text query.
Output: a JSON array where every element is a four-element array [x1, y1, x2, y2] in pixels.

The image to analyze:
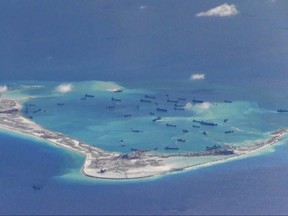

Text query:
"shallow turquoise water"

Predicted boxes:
[[13, 80, 287, 154]]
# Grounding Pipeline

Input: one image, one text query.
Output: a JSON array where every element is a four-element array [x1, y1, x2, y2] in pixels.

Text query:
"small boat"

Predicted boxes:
[[224, 100, 232, 103], [131, 129, 142, 133], [166, 123, 177, 127], [140, 99, 151, 103], [85, 94, 95, 98], [152, 117, 162, 122], [145, 95, 156, 99], [277, 109, 288, 113], [206, 144, 221, 151], [106, 106, 115, 110], [165, 146, 179, 150], [111, 97, 121, 102], [177, 139, 185, 142], [193, 99, 204, 103], [174, 107, 184, 111], [113, 89, 122, 93], [167, 99, 178, 103], [156, 108, 167, 112], [33, 109, 42, 113]]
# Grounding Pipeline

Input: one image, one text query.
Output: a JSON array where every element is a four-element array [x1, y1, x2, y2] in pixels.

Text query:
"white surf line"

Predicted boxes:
[[230, 126, 264, 136]]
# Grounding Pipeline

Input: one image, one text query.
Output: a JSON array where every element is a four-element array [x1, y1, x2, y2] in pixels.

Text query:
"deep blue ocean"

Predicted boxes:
[[1, 0, 288, 215]]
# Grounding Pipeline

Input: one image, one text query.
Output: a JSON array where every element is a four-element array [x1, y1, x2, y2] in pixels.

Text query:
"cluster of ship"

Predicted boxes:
[[21, 88, 239, 155], [99, 90, 237, 154], [192, 119, 218, 127]]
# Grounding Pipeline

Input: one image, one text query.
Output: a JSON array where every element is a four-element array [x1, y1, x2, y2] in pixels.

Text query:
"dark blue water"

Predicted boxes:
[[1, 131, 288, 215], [0, 0, 287, 82]]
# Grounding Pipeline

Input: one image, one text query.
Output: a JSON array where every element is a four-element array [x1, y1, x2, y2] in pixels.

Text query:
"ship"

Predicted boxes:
[[224, 119, 228, 123], [182, 129, 189, 133], [193, 119, 217, 126], [131, 129, 143, 133], [215, 149, 234, 155], [145, 95, 156, 99], [32, 185, 42, 190], [166, 123, 177, 127], [156, 108, 167, 112], [167, 99, 178, 103], [140, 99, 151, 103], [277, 109, 288, 113], [165, 146, 179, 150], [224, 100, 232, 103], [193, 99, 204, 103], [177, 138, 185, 142], [105, 106, 115, 110], [33, 109, 42, 113], [113, 89, 122, 93], [206, 144, 221, 151], [225, 130, 234, 134], [111, 97, 121, 102], [174, 107, 184, 111], [152, 117, 161, 122], [174, 104, 185, 107], [85, 94, 95, 98]]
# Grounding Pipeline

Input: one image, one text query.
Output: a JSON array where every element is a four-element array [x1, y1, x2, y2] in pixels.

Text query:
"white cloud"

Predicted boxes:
[[198, 102, 211, 110], [184, 102, 211, 111], [190, 73, 205, 80], [139, 5, 147, 10], [184, 102, 193, 110], [55, 83, 73, 93], [0, 85, 8, 93], [196, 3, 239, 17]]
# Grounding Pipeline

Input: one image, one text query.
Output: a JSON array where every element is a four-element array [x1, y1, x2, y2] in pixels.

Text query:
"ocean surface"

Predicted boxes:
[[0, 0, 288, 214], [1, 79, 288, 215]]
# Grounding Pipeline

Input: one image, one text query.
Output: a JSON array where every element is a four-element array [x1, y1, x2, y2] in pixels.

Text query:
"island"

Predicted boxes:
[[0, 98, 287, 179]]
